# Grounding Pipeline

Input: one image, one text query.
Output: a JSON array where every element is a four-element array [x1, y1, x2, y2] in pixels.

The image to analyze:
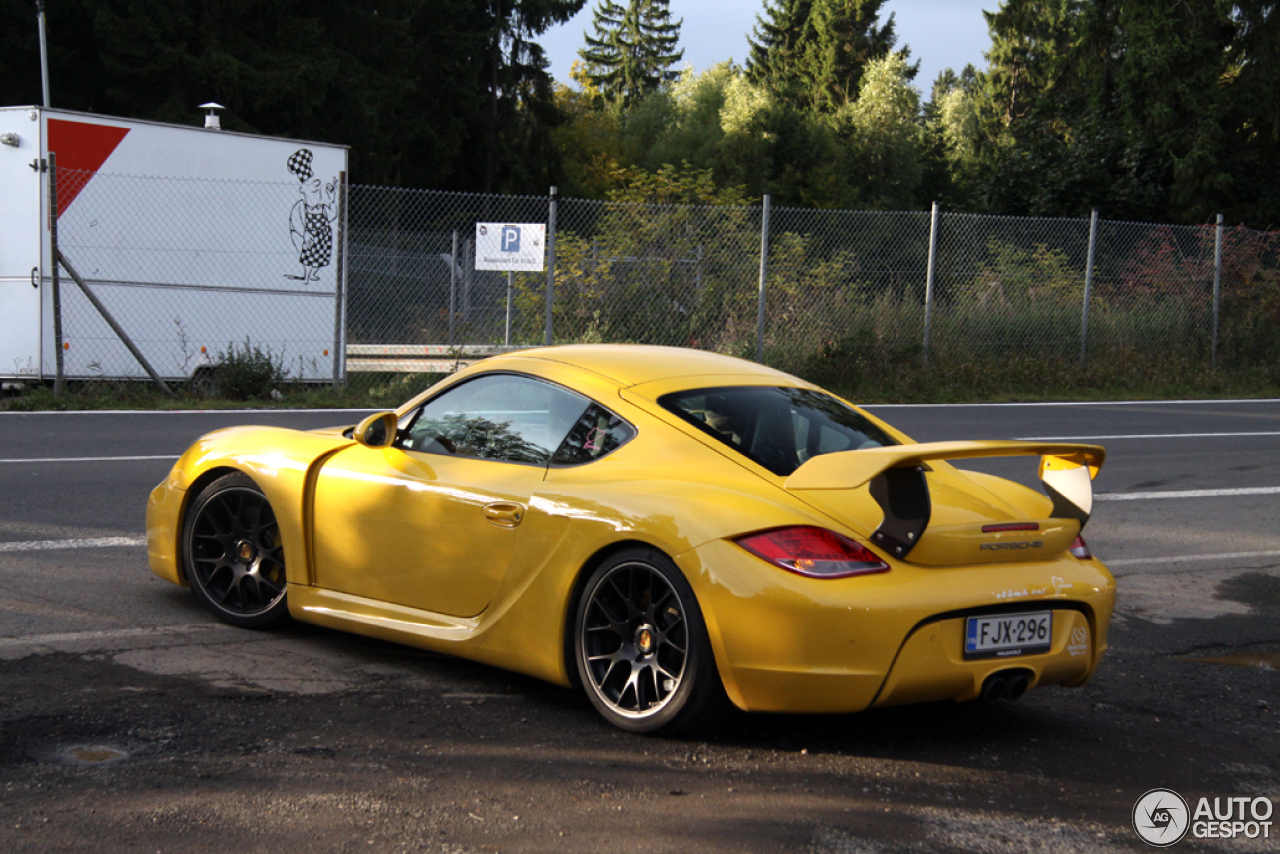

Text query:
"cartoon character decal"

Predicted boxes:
[[286, 149, 338, 283]]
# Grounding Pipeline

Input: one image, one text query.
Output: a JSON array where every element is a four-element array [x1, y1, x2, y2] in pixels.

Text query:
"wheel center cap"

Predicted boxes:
[[635, 625, 654, 655], [235, 540, 255, 563]]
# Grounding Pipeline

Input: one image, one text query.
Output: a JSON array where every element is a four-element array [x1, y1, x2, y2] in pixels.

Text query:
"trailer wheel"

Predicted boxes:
[[190, 367, 218, 397]]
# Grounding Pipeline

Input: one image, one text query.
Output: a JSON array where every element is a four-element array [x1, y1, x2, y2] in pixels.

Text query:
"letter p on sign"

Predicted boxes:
[[502, 226, 521, 253]]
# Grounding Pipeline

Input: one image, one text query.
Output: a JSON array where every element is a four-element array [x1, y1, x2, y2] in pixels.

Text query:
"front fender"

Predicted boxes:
[[147, 426, 354, 588]]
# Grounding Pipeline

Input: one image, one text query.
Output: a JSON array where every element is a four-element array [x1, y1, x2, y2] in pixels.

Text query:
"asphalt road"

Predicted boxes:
[[1, 401, 1277, 853]]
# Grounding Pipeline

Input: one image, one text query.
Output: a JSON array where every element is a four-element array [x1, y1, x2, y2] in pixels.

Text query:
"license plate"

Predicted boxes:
[[964, 611, 1052, 659]]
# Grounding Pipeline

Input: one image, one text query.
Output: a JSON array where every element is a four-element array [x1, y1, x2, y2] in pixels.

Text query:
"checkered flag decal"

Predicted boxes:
[[287, 149, 313, 181]]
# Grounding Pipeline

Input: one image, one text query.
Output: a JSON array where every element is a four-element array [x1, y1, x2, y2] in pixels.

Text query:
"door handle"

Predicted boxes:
[[31, 267, 39, 288], [483, 501, 524, 528]]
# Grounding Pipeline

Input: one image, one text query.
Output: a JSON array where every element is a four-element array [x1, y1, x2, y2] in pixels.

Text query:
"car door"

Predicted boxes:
[[311, 373, 592, 618]]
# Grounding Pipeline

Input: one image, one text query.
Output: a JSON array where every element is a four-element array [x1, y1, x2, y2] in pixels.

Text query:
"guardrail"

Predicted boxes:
[[344, 344, 533, 373]]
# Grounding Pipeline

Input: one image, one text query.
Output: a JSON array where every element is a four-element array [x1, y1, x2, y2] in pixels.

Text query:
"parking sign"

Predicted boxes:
[[475, 222, 546, 271], [501, 226, 521, 252]]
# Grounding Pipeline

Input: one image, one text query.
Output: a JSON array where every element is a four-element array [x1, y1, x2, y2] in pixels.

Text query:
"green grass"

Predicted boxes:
[[4, 352, 1277, 412], [0, 374, 450, 412], [803, 349, 1280, 404]]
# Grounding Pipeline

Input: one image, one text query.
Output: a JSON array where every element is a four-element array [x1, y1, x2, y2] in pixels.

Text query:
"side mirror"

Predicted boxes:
[[353, 411, 398, 448]]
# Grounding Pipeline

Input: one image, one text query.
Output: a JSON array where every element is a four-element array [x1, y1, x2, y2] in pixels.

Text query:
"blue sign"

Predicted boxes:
[[502, 226, 521, 253]]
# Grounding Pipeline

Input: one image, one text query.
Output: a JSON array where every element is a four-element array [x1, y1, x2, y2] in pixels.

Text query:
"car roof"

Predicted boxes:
[[506, 344, 799, 387]]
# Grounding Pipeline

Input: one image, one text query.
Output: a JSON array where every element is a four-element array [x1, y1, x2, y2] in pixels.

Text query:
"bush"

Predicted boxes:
[[213, 339, 286, 401]]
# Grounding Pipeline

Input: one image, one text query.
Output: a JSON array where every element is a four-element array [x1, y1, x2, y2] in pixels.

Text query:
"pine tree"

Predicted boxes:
[[974, 0, 1279, 224], [579, 0, 683, 107], [980, 0, 1079, 127], [745, 0, 905, 113], [470, 0, 587, 193], [799, 0, 905, 113], [745, 0, 812, 91]]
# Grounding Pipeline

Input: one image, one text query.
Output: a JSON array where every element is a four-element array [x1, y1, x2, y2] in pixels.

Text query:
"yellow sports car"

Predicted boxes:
[[146, 345, 1114, 733]]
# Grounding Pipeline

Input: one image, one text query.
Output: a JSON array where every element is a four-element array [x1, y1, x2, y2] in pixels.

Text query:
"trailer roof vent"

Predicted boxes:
[[200, 102, 224, 131]]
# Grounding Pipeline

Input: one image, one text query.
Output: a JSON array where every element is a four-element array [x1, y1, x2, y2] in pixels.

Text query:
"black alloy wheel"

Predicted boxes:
[[183, 472, 289, 628], [575, 548, 728, 734]]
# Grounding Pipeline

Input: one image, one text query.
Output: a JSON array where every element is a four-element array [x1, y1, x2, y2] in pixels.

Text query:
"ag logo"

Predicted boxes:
[[1068, 626, 1089, 656], [1133, 788, 1190, 847]]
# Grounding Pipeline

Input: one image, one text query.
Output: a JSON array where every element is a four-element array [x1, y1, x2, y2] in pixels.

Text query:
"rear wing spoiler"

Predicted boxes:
[[783, 441, 1105, 559]]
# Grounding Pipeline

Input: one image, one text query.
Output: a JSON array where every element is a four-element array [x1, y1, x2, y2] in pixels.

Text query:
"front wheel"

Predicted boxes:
[[182, 472, 289, 629], [574, 548, 728, 734]]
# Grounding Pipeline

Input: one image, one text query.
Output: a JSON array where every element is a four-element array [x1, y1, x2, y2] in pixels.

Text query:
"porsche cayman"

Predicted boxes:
[[146, 345, 1115, 733]]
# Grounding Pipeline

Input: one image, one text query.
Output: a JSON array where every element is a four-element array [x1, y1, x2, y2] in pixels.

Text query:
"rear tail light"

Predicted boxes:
[[736, 527, 889, 579], [1069, 536, 1092, 560], [982, 522, 1039, 533]]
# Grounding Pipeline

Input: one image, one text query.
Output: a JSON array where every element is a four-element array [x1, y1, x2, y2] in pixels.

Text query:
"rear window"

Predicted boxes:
[[659, 386, 897, 476]]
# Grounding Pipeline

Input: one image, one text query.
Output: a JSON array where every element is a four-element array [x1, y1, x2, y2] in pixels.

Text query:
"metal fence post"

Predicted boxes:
[[48, 152, 64, 394], [36, 1, 51, 108], [1079, 209, 1098, 366], [331, 170, 347, 390], [923, 201, 940, 363], [56, 249, 172, 395], [1212, 213, 1223, 371], [506, 271, 514, 346], [463, 237, 473, 318], [448, 229, 458, 346], [545, 186, 558, 346], [756, 195, 771, 363]]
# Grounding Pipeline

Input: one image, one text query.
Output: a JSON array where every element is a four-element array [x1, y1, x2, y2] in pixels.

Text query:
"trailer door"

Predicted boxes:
[[0, 108, 42, 380]]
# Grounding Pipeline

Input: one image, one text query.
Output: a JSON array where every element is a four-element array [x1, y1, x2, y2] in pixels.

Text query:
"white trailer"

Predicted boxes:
[[0, 106, 348, 386]]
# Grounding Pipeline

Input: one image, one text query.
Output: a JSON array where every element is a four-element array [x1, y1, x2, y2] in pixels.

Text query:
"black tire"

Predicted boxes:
[[182, 472, 289, 629], [574, 547, 729, 734], [188, 367, 218, 398]]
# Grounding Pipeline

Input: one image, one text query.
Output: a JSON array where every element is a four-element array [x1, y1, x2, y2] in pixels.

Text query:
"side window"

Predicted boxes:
[[398, 374, 590, 465], [552, 404, 637, 465]]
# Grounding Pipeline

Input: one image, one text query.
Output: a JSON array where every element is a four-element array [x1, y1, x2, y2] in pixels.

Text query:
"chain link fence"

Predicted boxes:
[[26, 168, 1280, 399], [346, 186, 551, 351]]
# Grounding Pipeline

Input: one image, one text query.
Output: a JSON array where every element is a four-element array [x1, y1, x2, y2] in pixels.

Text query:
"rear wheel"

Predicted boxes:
[[182, 472, 289, 628], [574, 548, 728, 734]]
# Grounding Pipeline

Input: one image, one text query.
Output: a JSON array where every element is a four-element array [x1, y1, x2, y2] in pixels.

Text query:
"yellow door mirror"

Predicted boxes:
[[353, 411, 398, 448]]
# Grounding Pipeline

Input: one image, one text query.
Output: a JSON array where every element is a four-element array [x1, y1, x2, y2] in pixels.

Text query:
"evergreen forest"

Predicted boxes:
[[1, 0, 1277, 228]]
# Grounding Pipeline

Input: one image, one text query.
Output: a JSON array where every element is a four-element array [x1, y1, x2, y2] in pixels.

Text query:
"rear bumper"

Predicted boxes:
[[873, 607, 1097, 708], [678, 539, 1115, 713]]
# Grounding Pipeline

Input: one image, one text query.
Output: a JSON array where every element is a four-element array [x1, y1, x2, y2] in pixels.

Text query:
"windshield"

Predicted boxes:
[[659, 386, 897, 476]]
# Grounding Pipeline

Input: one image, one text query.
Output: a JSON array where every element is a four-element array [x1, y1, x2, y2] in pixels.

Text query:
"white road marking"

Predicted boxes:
[[1018, 431, 1280, 441], [1096, 486, 1280, 501], [0, 623, 234, 647], [2, 401, 1277, 415], [866, 398, 1280, 408], [0, 537, 146, 552], [0, 455, 179, 464], [1108, 549, 1280, 568], [0, 408, 376, 416]]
